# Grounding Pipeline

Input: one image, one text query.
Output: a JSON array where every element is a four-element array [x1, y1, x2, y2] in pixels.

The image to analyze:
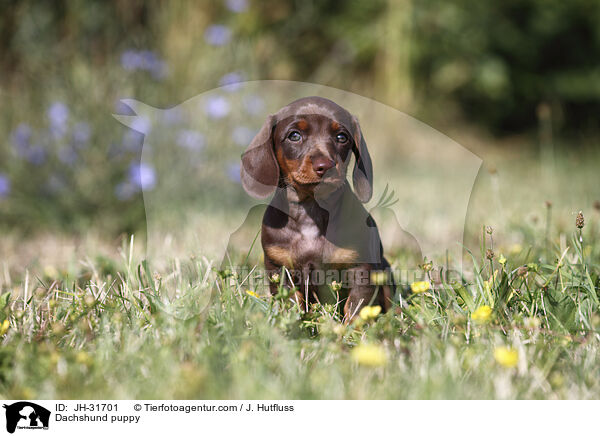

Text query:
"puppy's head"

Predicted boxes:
[[240, 96, 373, 202]]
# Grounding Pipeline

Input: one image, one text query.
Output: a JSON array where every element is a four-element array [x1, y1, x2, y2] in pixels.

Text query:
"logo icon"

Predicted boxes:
[[2, 402, 50, 433]]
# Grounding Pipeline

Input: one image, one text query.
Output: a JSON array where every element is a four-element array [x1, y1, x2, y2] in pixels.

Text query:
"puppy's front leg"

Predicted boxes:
[[343, 264, 377, 322], [264, 257, 307, 310]]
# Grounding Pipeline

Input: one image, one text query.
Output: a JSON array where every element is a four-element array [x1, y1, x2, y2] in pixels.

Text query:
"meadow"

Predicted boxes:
[[2, 1, 600, 401], [2, 144, 600, 399]]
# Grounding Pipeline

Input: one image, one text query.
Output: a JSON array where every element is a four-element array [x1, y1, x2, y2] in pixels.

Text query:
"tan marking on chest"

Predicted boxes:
[[265, 246, 294, 268], [326, 247, 359, 265]]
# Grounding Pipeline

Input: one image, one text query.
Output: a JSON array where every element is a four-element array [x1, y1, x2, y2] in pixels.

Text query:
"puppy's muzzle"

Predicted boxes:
[[311, 155, 335, 178]]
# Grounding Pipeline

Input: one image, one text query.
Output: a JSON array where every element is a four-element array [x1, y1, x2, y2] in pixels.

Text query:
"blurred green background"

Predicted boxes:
[[1, 0, 599, 237]]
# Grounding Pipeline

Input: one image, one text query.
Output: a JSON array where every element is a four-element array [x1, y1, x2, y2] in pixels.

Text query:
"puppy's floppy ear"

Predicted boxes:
[[350, 115, 373, 203], [240, 114, 279, 198]]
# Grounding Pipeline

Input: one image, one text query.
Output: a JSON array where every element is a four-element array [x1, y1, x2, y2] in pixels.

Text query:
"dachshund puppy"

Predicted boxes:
[[240, 96, 394, 321]]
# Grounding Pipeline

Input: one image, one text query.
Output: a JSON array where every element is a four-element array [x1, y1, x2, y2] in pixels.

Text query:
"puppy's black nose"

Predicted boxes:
[[312, 156, 335, 177]]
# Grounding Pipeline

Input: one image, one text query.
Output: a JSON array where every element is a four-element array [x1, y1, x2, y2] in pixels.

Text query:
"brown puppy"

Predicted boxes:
[[240, 96, 393, 321]]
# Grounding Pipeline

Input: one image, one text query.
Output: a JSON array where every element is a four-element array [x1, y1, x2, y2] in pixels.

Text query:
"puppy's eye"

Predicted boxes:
[[336, 133, 349, 143], [287, 131, 302, 142]]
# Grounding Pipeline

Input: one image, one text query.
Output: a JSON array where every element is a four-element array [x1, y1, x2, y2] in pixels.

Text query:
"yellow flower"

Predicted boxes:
[[330, 280, 342, 292], [371, 271, 387, 286], [411, 281, 431, 294], [245, 290, 259, 298], [471, 305, 492, 323], [498, 254, 507, 265], [0, 319, 9, 335], [351, 343, 387, 367], [75, 351, 93, 366], [359, 305, 382, 321], [494, 346, 518, 368]]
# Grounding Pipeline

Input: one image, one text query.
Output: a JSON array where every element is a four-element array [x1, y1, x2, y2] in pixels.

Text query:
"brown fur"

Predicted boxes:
[[240, 97, 394, 322]]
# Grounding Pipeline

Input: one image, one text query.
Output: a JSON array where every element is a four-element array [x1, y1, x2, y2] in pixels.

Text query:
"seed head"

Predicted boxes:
[[576, 211, 585, 229], [593, 200, 600, 212], [419, 260, 433, 272], [486, 249, 494, 260], [486, 226, 493, 235], [545, 200, 552, 208]]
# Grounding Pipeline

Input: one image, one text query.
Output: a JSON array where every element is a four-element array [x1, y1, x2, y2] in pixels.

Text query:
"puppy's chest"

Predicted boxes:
[[265, 218, 359, 268]]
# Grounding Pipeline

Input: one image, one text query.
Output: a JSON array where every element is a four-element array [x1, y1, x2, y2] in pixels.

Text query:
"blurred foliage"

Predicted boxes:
[[0, 0, 599, 234], [412, 0, 600, 133]]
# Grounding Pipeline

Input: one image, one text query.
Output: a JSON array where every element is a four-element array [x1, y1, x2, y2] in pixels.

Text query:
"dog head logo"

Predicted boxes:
[[3, 402, 50, 433]]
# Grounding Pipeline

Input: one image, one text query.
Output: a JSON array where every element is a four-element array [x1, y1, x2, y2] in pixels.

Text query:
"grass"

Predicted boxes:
[[3, 0, 600, 402], [2, 204, 600, 400]]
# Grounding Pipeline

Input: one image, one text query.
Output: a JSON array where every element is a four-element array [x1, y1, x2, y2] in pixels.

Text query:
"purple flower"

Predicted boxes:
[[47, 102, 69, 138], [232, 126, 256, 146], [121, 49, 169, 80], [176, 130, 205, 150], [11, 123, 32, 156], [128, 162, 156, 191], [205, 96, 230, 119], [226, 0, 248, 13], [226, 162, 241, 183], [204, 25, 232, 46], [219, 72, 245, 92], [26, 145, 47, 166], [121, 50, 142, 70], [48, 102, 69, 125], [243, 95, 264, 115], [11, 124, 47, 164], [139, 50, 158, 69], [0, 173, 10, 199], [139, 50, 168, 79]]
